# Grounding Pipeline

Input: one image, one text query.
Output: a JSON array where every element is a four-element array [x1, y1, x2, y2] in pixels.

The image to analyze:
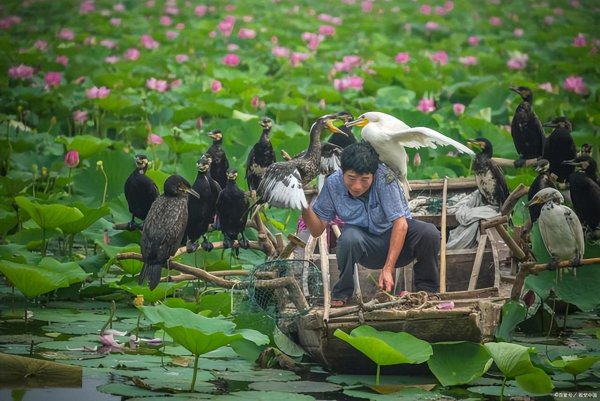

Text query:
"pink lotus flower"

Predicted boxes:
[[64, 150, 80, 168], [333, 55, 362, 72], [361, 0, 373, 12], [73, 110, 88, 125], [333, 75, 364, 91], [223, 53, 240, 67], [57, 28, 75, 41], [290, 52, 309, 66], [420, 4, 432, 14], [165, 30, 179, 40], [105, 56, 119, 64], [211, 79, 222, 93], [44, 71, 62, 88], [459, 56, 477, 66], [563, 75, 587, 95], [514, 28, 524, 37], [100, 39, 117, 49], [34, 40, 49, 51], [113, 3, 125, 12], [302, 32, 322, 51], [319, 25, 336, 36], [195, 5, 207, 16], [175, 54, 188, 63], [413, 152, 422, 167], [489, 16, 502, 26], [110, 18, 121, 27], [417, 97, 436, 113], [8, 64, 34, 79], [435, 6, 448, 15], [507, 53, 528, 70], [55, 55, 69, 66], [242, 15, 253, 23], [176, 23, 185, 30], [0, 16, 21, 30], [124, 48, 140, 61], [170, 79, 181, 89], [424, 21, 439, 31], [453, 103, 465, 116], [251, 96, 261, 108], [140, 34, 159, 49], [159, 16, 172, 26], [218, 20, 234, 37], [79, 0, 95, 14], [227, 43, 239, 52], [319, 99, 326, 109], [430, 51, 448, 65], [538, 82, 553, 93], [573, 33, 587, 47], [86, 86, 110, 99], [146, 77, 169, 92], [147, 133, 163, 145], [468, 36, 480, 46], [394, 52, 410, 64], [544, 16, 554, 25], [238, 28, 256, 39], [272, 46, 290, 57]]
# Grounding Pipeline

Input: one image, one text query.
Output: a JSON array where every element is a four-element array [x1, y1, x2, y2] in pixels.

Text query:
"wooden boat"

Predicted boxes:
[[280, 177, 515, 374]]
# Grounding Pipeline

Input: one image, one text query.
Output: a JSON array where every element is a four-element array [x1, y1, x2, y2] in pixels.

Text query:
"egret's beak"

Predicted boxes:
[[326, 119, 347, 136], [186, 187, 200, 199], [345, 117, 369, 128]]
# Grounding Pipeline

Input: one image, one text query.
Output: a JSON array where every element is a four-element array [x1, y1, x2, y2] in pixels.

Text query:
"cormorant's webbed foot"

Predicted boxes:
[[201, 237, 214, 251], [547, 258, 560, 270], [186, 241, 199, 253], [570, 257, 582, 268], [127, 219, 142, 231], [239, 236, 250, 249], [223, 236, 234, 249], [513, 157, 526, 168]]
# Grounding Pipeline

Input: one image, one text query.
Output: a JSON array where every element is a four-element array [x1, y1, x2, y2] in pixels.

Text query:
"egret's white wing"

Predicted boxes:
[[385, 127, 475, 155]]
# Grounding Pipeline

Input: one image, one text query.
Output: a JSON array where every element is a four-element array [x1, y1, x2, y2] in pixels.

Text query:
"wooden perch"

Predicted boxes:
[[480, 215, 509, 230], [491, 157, 538, 168], [511, 257, 600, 300], [408, 177, 477, 192], [500, 183, 528, 216], [278, 234, 306, 259], [494, 224, 527, 261]]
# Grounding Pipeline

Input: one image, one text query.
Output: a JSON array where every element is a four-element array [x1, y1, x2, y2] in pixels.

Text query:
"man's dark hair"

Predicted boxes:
[[340, 141, 379, 174]]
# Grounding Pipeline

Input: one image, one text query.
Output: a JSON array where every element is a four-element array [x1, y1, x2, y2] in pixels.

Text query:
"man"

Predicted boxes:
[[301, 141, 440, 306]]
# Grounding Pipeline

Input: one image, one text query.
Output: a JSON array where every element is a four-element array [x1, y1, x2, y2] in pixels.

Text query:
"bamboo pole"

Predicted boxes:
[[440, 177, 448, 293], [500, 183, 529, 216], [491, 157, 538, 168], [319, 232, 331, 322], [468, 234, 488, 291], [494, 224, 527, 261]]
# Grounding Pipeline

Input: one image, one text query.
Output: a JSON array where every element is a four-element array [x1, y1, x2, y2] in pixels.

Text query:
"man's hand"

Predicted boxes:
[[377, 267, 395, 292]]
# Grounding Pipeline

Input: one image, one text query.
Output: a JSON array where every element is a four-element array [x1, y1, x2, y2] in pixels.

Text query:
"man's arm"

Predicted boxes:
[[301, 204, 328, 238], [377, 216, 408, 292]]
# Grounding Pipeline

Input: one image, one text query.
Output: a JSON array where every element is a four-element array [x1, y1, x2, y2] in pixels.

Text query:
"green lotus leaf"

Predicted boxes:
[[15, 196, 84, 230], [548, 355, 600, 377], [63, 135, 111, 158], [59, 203, 110, 234], [483, 342, 535, 378], [514, 366, 554, 394], [428, 342, 493, 386], [495, 300, 528, 342]]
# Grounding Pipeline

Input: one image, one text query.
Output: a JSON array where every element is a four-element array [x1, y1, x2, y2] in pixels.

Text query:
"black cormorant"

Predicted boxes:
[[140, 175, 199, 290], [467, 137, 509, 207], [207, 129, 229, 189], [564, 157, 600, 231], [185, 154, 222, 252], [542, 116, 577, 182], [216, 168, 249, 255], [246, 117, 275, 192], [257, 113, 347, 209], [578, 143, 592, 157], [527, 159, 556, 223], [509, 86, 546, 167], [124, 155, 159, 230]]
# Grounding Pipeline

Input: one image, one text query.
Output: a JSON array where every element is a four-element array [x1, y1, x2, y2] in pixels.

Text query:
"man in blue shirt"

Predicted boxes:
[[301, 142, 440, 306]]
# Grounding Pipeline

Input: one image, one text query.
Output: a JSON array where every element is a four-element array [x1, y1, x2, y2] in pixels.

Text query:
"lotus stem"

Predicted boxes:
[[376, 364, 380, 386], [96, 160, 108, 206], [500, 377, 506, 401], [190, 354, 200, 392]]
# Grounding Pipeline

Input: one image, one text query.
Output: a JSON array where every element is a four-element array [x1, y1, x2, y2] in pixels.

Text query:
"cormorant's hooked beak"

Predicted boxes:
[[561, 159, 578, 166], [345, 117, 368, 128], [542, 121, 558, 128], [534, 160, 549, 173], [466, 139, 484, 151], [186, 187, 200, 199], [509, 86, 520, 94], [525, 196, 543, 207], [326, 119, 347, 136]]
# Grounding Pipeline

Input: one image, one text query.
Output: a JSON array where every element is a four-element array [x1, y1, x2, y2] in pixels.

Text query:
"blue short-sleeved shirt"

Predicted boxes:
[[312, 165, 412, 234]]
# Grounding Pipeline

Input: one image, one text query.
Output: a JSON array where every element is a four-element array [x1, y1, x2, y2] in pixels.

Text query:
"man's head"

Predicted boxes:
[[340, 142, 379, 198]]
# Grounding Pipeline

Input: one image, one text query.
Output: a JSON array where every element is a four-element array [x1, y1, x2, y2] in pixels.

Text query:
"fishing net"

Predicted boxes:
[[246, 259, 323, 320]]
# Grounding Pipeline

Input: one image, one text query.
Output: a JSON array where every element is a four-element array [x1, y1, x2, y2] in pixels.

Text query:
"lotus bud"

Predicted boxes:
[[133, 294, 144, 307], [64, 150, 80, 168]]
